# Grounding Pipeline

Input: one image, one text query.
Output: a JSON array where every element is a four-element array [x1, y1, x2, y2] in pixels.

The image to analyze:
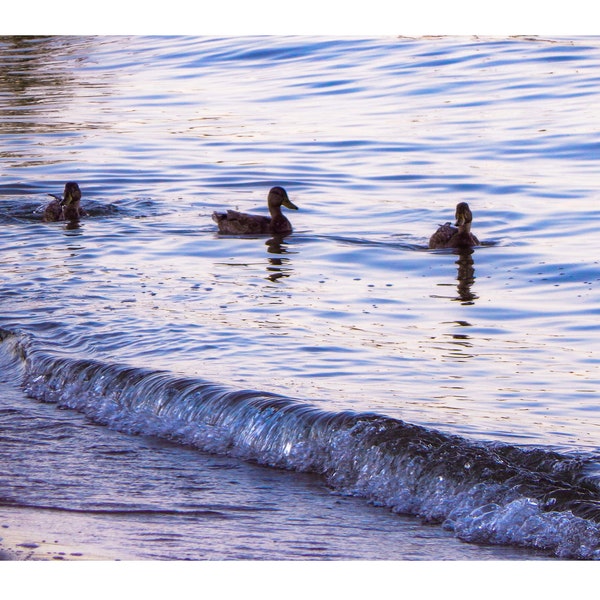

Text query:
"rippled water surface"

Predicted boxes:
[[1, 35, 600, 560]]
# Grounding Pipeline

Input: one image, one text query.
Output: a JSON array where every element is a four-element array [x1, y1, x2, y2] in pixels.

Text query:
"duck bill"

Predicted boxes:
[[282, 197, 298, 210], [455, 211, 467, 227], [62, 183, 81, 207]]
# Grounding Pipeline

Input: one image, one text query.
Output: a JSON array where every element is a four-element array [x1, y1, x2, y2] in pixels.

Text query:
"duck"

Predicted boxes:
[[43, 182, 85, 222], [212, 186, 298, 235], [428, 202, 480, 249]]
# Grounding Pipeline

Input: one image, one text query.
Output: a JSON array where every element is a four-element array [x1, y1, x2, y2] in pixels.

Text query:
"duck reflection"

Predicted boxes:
[[454, 248, 478, 304], [265, 236, 295, 282], [64, 219, 84, 232], [443, 320, 474, 361], [432, 248, 478, 304]]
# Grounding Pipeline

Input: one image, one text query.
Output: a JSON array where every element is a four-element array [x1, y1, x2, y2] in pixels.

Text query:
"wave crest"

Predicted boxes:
[[3, 327, 600, 559]]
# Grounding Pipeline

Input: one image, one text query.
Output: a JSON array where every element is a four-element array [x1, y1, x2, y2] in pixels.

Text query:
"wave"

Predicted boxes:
[[2, 326, 600, 559]]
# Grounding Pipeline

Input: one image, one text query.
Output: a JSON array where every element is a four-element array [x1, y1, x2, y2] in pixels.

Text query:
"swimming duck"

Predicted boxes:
[[212, 186, 298, 235], [43, 182, 85, 222], [428, 202, 480, 249]]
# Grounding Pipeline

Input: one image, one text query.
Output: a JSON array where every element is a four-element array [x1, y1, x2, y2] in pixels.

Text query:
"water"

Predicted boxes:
[[0, 35, 599, 561]]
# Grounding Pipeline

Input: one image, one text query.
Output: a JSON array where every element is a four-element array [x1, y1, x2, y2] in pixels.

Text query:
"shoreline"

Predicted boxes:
[[0, 508, 117, 561]]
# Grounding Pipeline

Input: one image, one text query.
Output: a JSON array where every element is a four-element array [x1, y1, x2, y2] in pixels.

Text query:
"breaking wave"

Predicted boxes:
[[2, 326, 600, 559]]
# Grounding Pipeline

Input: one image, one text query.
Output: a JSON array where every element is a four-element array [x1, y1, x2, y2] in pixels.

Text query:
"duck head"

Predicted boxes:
[[455, 202, 473, 228], [268, 186, 298, 212], [61, 182, 81, 207]]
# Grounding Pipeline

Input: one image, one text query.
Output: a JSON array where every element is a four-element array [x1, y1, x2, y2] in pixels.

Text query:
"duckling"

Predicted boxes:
[[428, 202, 480, 249], [43, 182, 85, 222], [212, 186, 298, 235]]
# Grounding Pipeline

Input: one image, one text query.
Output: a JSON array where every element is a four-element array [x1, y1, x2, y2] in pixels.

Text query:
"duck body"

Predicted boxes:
[[429, 202, 479, 249], [43, 182, 85, 222], [212, 186, 298, 235], [43, 197, 64, 222]]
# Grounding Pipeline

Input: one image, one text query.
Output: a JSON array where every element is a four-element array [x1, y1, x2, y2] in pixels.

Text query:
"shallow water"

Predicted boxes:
[[1, 349, 545, 561], [1, 35, 599, 560]]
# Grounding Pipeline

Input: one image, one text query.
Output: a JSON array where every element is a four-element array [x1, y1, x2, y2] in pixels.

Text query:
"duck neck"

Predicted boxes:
[[63, 202, 81, 221], [458, 220, 472, 235], [269, 204, 283, 219]]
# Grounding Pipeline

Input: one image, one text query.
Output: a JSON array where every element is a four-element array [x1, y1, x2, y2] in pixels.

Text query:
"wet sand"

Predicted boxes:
[[0, 509, 119, 561]]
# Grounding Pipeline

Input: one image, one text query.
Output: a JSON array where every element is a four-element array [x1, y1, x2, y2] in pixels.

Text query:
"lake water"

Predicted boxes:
[[0, 35, 599, 561]]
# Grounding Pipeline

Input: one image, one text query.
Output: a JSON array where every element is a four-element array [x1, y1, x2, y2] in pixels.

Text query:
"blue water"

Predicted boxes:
[[1, 35, 599, 560]]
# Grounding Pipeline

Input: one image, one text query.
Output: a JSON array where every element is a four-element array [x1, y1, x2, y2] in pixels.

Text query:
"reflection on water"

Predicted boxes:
[[265, 236, 295, 282], [62, 219, 83, 231], [444, 320, 474, 361], [0, 36, 94, 135], [455, 249, 477, 305], [0, 36, 117, 196], [430, 248, 478, 305]]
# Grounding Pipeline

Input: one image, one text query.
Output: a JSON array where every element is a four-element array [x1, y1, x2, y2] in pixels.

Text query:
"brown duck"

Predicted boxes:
[[43, 182, 85, 222], [212, 186, 298, 235], [428, 202, 480, 249]]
